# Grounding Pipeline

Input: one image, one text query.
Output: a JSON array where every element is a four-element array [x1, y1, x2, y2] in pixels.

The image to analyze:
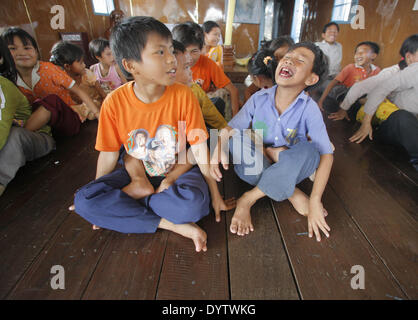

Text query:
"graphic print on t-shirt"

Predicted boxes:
[[125, 124, 178, 177]]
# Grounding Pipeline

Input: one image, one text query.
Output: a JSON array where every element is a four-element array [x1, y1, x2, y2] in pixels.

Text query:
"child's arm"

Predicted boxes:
[[244, 83, 259, 103], [191, 141, 236, 222], [156, 162, 193, 193], [318, 78, 340, 111], [308, 153, 333, 241], [224, 83, 240, 116], [69, 84, 100, 118], [96, 151, 119, 179]]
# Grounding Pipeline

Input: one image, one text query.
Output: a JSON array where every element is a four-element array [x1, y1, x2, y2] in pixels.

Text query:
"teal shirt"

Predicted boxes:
[[0, 76, 51, 150]]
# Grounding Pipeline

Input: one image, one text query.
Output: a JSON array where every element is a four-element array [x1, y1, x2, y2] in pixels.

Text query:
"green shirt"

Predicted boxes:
[[190, 83, 228, 130], [0, 76, 51, 150]]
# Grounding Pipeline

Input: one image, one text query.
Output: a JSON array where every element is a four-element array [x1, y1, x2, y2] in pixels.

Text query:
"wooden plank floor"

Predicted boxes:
[[0, 116, 417, 300]]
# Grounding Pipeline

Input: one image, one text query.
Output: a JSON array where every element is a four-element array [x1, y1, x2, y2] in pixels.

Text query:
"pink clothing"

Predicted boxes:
[[90, 63, 122, 93]]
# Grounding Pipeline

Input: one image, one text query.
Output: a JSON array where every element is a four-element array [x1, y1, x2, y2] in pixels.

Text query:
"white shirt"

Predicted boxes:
[[363, 62, 418, 116], [315, 40, 342, 77]]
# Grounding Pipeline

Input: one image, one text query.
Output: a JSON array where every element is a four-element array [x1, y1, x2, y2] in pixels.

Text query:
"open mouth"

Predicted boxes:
[[278, 67, 294, 79], [167, 68, 177, 77]]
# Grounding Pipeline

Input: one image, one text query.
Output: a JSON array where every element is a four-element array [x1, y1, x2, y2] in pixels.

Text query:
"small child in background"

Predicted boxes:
[[89, 38, 126, 94], [244, 36, 293, 101], [172, 39, 228, 130], [3, 27, 99, 137], [318, 41, 381, 113], [202, 21, 223, 68], [268, 35, 295, 62], [50, 41, 106, 120], [244, 49, 278, 102], [173, 22, 240, 121]]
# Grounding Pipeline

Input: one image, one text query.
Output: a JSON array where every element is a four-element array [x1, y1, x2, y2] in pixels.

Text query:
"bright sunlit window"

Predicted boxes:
[[331, 0, 359, 23], [92, 0, 115, 16], [290, 0, 305, 43]]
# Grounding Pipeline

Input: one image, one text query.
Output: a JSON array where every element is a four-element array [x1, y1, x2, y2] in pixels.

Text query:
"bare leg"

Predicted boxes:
[[24, 106, 51, 132], [230, 186, 265, 236], [122, 154, 154, 200], [158, 218, 207, 252], [288, 187, 328, 217], [265, 146, 289, 163]]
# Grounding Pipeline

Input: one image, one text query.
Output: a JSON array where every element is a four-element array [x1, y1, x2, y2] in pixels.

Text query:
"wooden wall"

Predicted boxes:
[[300, 0, 418, 69], [0, 0, 261, 61]]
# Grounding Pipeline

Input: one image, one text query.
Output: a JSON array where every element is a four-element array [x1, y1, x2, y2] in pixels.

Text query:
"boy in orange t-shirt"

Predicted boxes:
[[172, 22, 240, 120], [72, 17, 235, 252], [318, 41, 381, 113]]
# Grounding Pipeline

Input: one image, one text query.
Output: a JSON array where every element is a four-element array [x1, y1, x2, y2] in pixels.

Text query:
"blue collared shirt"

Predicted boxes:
[[228, 85, 333, 155]]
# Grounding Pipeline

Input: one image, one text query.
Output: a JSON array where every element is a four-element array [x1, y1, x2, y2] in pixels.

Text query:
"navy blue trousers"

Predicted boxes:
[[74, 166, 210, 234]]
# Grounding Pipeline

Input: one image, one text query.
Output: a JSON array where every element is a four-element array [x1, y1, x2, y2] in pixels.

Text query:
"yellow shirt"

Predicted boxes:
[[206, 45, 223, 68], [190, 83, 228, 130]]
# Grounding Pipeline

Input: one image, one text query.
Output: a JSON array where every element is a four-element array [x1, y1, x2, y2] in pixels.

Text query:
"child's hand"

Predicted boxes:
[[307, 201, 330, 242], [156, 177, 174, 193], [328, 109, 350, 121], [212, 194, 236, 222], [210, 142, 229, 182], [349, 121, 373, 144]]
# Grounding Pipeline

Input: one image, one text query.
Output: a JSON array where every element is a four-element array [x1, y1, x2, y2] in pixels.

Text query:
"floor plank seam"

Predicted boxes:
[[327, 183, 411, 300], [269, 200, 302, 300], [153, 231, 169, 300]]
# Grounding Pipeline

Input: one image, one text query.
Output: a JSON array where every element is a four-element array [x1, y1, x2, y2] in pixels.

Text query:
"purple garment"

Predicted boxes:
[[228, 86, 333, 155]]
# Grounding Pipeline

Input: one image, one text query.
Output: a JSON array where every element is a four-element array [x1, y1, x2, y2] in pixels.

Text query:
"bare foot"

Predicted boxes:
[[265, 146, 288, 163], [230, 194, 255, 236], [122, 178, 154, 200], [159, 219, 207, 252], [69, 204, 102, 230], [288, 188, 328, 217], [93, 225, 100, 230]]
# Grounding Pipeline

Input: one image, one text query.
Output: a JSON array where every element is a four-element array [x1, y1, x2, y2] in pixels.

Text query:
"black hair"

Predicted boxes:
[[399, 34, 418, 69], [288, 42, 329, 91], [89, 38, 110, 60], [2, 27, 40, 57], [248, 49, 277, 83], [268, 36, 295, 53], [322, 22, 340, 34], [172, 39, 186, 54], [355, 41, 380, 55], [172, 22, 204, 50], [50, 41, 84, 69], [0, 37, 17, 84], [202, 21, 221, 34], [110, 16, 172, 78]]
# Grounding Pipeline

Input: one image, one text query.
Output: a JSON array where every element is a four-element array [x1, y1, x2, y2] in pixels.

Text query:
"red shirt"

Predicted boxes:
[[191, 55, 231, 92], [335, 63, 381, 87]]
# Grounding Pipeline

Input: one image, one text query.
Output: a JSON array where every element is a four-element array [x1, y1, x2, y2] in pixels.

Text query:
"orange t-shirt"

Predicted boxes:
[[335, 63, 381, 87], [17, 61, 76, 106], [96, 82, 208, 176], [191, 55, 231, 92]]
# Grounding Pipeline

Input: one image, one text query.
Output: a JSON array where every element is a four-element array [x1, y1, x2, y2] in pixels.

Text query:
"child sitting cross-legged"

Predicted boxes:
[[72, 17, 235, 252], [211, 42, 334, 242]]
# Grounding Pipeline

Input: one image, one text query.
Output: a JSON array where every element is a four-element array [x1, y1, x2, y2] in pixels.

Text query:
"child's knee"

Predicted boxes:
[[172, 186, 210, 224]]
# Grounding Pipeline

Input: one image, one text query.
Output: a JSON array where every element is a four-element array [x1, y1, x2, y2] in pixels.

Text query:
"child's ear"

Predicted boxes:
[[371, 52, 377, 61], [121, 58, 137, 75], [63, 63, 71, 72], [321, 32, 326, 40], [305, 73, 319, 87]]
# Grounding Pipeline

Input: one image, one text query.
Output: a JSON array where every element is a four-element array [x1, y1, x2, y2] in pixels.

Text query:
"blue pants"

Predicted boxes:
[[74, 166, 210, 234], [229, 131, 320, 201]]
